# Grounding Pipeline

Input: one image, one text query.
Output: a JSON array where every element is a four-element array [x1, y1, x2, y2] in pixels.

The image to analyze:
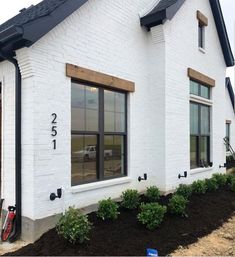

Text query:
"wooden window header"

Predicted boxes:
[[226, 120, 232, 124], [66, 64, 135, 92], [188, 68, 215, 87], [197, 10, 208, 26]]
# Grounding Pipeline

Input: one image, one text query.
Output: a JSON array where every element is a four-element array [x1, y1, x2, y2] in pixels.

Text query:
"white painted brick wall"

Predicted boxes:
[[0, 0, 229, 224]]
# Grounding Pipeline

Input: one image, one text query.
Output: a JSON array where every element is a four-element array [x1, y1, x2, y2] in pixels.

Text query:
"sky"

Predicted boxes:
[[0, 0, 234, 83]]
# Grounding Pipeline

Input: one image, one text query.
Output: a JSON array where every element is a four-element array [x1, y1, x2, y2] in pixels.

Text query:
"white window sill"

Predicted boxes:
[[71, 177, 132, 194], [190, 95, 213, 106], [190, 167, 213, 175], [199, 47, 206, 54]]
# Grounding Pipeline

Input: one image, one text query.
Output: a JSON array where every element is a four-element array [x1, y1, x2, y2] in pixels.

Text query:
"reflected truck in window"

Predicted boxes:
[[74, 145, 113, 161]]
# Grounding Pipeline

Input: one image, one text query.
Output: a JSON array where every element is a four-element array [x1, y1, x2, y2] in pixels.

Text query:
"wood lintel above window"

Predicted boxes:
[[66, 63, 135, 92], [197, 10, 208, 26], [226, 120, 232, 124], [188, 68, 215, 87]]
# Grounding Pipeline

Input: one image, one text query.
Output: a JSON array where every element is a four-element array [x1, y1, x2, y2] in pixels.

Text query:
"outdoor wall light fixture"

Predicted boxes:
[[138, 173, 147, 182], [50, 188, 62, 201], [219, 163, 227, 169], [178, 171, 188, 179]]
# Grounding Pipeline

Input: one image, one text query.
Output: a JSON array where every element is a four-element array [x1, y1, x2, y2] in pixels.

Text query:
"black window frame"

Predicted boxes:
[[71, 80, 128, 186], [198, 23, 205, 49], [190, 102, 211, 169], [226, 122, 230, 152]]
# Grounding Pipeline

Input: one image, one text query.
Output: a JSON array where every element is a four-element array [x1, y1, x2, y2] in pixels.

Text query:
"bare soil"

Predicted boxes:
[[4, 188, 235, 256]]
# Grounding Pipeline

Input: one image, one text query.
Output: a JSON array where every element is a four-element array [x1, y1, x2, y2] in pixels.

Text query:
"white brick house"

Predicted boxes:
[[0, 0, 234, 241]]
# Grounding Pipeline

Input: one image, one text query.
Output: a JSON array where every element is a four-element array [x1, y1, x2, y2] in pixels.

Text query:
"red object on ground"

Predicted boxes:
[[1, 206, 16, 242]]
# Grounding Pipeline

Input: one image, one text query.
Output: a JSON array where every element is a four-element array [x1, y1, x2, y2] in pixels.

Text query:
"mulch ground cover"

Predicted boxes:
[[5, 188, 235, 256]]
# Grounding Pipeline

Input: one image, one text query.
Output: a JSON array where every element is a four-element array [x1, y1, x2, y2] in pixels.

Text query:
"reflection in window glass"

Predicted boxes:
[[200, 136, 209, 167], [104, 136, 124, 178], [190, 103, 199, 135], [190, 81, 199, 96], [190, 136, 198, 169], [201, 85, 210, 99], [71, 83, 98, 132], [71, 135, 97, 186], [201, 105, 210, 135]]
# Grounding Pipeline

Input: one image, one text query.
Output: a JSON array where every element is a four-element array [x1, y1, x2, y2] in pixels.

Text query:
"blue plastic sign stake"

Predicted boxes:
[[147, 248, 158, 257]]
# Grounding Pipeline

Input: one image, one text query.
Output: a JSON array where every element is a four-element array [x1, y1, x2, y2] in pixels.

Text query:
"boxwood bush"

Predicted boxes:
[[205, 178, 219, 192], [56, 207, 92, 244], [212, 173, 227, 187], [176, 184, 192, 200], [146, 186, 160, 202], [192, 180, 207, 194], [121, 189, 140, 209], [97, 198, 119, 221], [168, 195, 188, 216], [137, 203, 167, 230]]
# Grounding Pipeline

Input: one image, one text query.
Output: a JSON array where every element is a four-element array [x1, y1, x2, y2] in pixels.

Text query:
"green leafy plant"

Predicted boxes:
[[137, 203, 167, 230], [229, 177, 235, 192], [146, 186, 160, 202], [226, 174, 235, 186], [56, 207, 92, 244], [176, 184, 192, 199], [97, 198, 119, 220], [168, 195, 188, 216], [121, 189, 140, 210], [192, 180, 207, 194], [212, 173, 227, 187], [205, 178, 219, 192]]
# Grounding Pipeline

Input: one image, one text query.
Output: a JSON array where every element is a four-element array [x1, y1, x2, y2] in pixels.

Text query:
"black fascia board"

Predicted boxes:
[[0, 26, 23, 45], [209, 0, 234, 67], [22, 0, 88, 47], [140, 0, 185, 29], [226, 77, 235, 110]]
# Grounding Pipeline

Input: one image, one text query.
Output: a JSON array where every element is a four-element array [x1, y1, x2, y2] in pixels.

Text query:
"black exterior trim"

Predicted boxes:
[[141, 0, 234, 67], [226, 77, 235, 111]]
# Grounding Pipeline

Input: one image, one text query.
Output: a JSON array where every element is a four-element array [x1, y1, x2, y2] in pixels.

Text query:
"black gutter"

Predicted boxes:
[[226, 77, 235, 110], [0, 50, 22, 242]]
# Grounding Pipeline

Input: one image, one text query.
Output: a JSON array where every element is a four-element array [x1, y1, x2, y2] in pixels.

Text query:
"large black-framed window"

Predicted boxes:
[[71, 81, 127, 186], [190, 102, 210, 169]]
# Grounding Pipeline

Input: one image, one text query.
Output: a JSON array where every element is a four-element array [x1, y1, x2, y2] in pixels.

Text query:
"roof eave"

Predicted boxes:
[[226, 77, 235, 111]]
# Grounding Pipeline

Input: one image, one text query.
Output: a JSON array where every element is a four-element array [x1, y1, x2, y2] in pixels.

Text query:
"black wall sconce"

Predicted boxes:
[[219, 163, 227, 169], [178, 171, 188, 179], [138, 173, 147, 182], [50, 188, 62, 201]]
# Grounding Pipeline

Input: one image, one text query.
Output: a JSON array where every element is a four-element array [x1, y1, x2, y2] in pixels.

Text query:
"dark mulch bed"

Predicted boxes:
[[6, 189, 235, 256]]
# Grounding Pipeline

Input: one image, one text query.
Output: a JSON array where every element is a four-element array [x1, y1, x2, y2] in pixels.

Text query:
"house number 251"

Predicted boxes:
[[51, 113, 57, 149]]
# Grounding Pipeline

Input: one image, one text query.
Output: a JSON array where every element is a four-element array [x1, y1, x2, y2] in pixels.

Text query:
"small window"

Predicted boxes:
[[226, 123, 230, 152], [198, 23, 205, 49], [190, 80, 210, 99]]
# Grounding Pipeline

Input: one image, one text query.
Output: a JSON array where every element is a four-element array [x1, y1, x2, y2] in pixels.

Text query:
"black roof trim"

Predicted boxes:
[[226, 77, 235, 111], [0, 0, 88, 60], [140, 0, 185, 28], [141, 0, 234, 68], [209, 0, 234, 67]]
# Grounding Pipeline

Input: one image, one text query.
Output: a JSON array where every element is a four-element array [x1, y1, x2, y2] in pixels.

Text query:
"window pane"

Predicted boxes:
[[190, 136, 198, 169], [104, 135, 125, 178], [201, 105, 210, 135], [105, 111, 115, 132], [71, 135, 97, 186], [200, 85, 210, 99], [190, 103, 199, 134], [104, 90, 115, 112], [115, 93, 125, 113], [200, 136, 209, 167], [226, 123, 230, 151], [86, 109, 98, 131], [190, 81, 199, 96], [71, 83, 85, 131]]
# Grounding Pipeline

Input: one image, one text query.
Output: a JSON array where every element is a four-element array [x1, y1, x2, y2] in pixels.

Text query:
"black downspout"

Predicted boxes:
[[0, 52, 22, 241]]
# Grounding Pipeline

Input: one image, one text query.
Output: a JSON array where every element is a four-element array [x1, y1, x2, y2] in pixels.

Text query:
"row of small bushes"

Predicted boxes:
[[57, 173, 235, 244]]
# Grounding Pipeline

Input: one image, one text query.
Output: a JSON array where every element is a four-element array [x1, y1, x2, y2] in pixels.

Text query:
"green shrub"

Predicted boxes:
[[97, 198, 119, 220], [229, 177, 235, 192], [56, 207, 92, 244], [205, 178, 219, 192], [146, 186, 160, 202], [168, 195, 188, 216], [176, 184, 192, 199], [121, 189, 140, 209], [212, 173, 227, 187], [192, 180, 207, 194], [226, 174, 235, 185], [137, 203, 167, 230]]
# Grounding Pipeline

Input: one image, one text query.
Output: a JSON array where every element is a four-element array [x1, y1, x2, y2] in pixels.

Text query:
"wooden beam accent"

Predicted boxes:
[[66, 64, 135, 92], [197, 10, 208, 26], [188, 68, 215, 87], [226, 120, 232, 124]]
